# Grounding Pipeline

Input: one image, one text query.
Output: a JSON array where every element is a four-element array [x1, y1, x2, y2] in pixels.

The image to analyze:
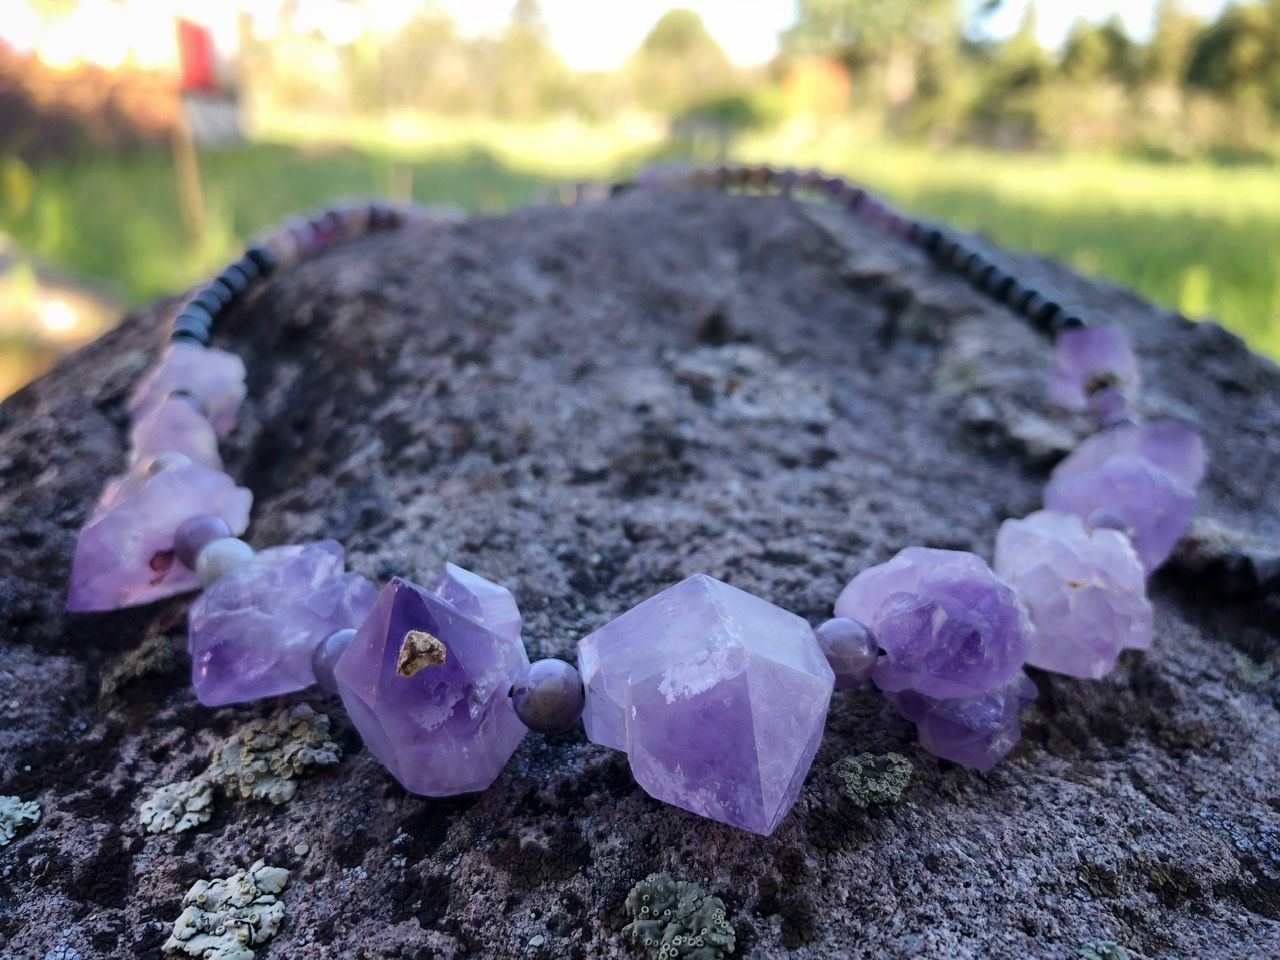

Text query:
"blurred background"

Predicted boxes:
[[2, 0, 1279, 398]]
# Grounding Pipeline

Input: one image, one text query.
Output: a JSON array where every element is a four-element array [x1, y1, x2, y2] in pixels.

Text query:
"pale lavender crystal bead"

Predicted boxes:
[[430, 562, 522, 641], [814, 617, 878, 688], [312, 628, 356, 695], [188, 540, 377, 706], [67, 462, 252, 612], [334, 572, 529, 796], [128, 342, 246, 436], [129, 395, 221, 470], [1047, 326, 1140, 412], [886, 672, 1037, 771], [577, 573, 834, 836], [96, 452, 192, 513], [1045, 420, 1205, 572], [834, 548, 1033, 701], [995, 511, 1152, 679]]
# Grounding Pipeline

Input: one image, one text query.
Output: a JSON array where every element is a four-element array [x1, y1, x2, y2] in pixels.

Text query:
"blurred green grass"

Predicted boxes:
[[2, 137, 1278, 358]]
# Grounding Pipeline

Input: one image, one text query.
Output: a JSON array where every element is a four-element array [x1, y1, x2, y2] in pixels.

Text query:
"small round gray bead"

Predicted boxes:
[[174, 514, 233, 569], [312, 628, 357, 695], [511, 658, 585, 733], [195, 537, 255, 587], [815, 617, 878, 689]]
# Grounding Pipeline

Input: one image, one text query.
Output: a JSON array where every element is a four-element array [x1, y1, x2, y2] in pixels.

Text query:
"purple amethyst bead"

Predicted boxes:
[[67, 462, 252, 612], [886, 672, 1037, 771], [188, 540, 377, 706], [994, 511, 1152, 679], [511, 659, 585, 733], [814, 617, 878, 689], [174, 514, 233, 569], [1044, 420, 1206, 572], [1047, 326, 1140, 412], [577, 573, 834, 836], [334, 571, 529, 796], [127, 342, 246, 436], [834, 548, 1034, 701]]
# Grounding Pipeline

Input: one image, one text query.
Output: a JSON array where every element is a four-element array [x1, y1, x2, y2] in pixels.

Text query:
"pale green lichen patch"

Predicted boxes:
[[623, 872, 736, 960], [163, 859, 289, 960], [831, 752, 913, 808], [99, 633, 178, 707], [140, 778, 214, 834], [1078, 940, 1130, 960], [0, 795, 40, 846], [1233, 650, 1274, 685], [207, 703, 341, 805]]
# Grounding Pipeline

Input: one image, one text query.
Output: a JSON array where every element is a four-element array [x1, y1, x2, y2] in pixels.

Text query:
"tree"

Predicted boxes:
[[1144, 0, 1201, 86], [626, 9, 738, 114], [1185, 1, 1280, 108], [1061, 15, 1139, 87]]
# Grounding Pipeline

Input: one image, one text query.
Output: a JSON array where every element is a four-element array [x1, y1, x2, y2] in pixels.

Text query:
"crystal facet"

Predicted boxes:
[[430, 562, 523, 641], [1044, 420, 1205, 572], [834, 548, 1033, 700], [994, 510, 1152, 679], [577, 573, 834, 836], [188, 540, 377, 706], [129, 395, 222, 470], [885, 673, 1037, 771], [1048, 326, 1140, 412], [334, 572, 529, 796], [67, 463, 252, 612], [128, 342, 247, 436]]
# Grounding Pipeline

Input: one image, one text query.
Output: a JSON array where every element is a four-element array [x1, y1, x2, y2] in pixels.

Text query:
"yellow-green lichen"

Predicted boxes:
[[0, 795, 40, 846], [206, 703, 341, 805], [99, 634, 178, 707], [163, 859, 289, 960], [139, 778, 214, 834], [831, 752, 913, 808], [623, 872, 736, 960]]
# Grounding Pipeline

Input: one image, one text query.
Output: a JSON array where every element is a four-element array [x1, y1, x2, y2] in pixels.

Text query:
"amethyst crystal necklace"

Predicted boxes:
[[66, 167, 1206, 836]]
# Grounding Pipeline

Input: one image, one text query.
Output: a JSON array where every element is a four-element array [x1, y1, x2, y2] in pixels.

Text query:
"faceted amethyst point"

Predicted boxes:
[[835, 548, 1034, 701], [67, 463, 252, 612], [1047, 325, 1140, 412], [313, 628, 356, 695], [577, 573, 834, 836], [174, 514, 233, 569], [431, 562, 522, 641], [334, 572, 529, 796], [814, 617, 878, 689], [188, 541, 376, 706], [994, 511, 1152, 680], [511, 659, 585, 733]]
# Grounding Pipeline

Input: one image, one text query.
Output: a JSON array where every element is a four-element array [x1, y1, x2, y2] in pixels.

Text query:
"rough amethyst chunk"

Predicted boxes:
[[188, 541, 377, 706], [67, 463, 252, 612], [995, 510, 1152, 679], [834, 548, 1034, 701], [886, 673, 1037, 771], [334, 572, 529, 796], [1044, 420, 1205, 572], [128, 395, 221, 470], [577, 573, 834, 836], [1048, 326, 1140, 412], [128, 342, 246, 436]]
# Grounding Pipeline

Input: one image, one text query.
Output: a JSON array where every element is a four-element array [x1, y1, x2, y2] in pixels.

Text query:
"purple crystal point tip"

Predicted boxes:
[[188, 540, 377, 706], [334, 570, 529, 797], [577, 573, 834, 836]]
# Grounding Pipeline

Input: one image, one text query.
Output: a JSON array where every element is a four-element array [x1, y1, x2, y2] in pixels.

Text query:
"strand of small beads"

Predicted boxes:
[[66, 168, 1205, 837]]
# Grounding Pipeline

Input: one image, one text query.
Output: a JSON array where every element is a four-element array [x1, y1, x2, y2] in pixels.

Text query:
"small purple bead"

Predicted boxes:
[[312, 627, 356, 695], [814, 617, 878, 689], [511, 658, 585, 733], [173, 514, 233, 569]]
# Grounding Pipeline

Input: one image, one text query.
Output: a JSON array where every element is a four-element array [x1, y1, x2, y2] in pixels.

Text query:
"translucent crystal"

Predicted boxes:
[[67, 463, 252, 612], [1048, 326, 1140, 412], [886, 672, 1037, 771], [129, 395, 222, 470], [995, 510, 1152, 679], [188, 541, 377, 706], [1045, 420, 1205, 572], [577, 573, 834, 836], [430, 562, 522, 640], [128, 342, 247, 436], [834, 548, 1033, 700], [333, 572, 529, 796]]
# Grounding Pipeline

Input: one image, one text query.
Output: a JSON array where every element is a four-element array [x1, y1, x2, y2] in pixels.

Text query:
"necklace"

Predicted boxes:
[[65, 166, 1205, 836]]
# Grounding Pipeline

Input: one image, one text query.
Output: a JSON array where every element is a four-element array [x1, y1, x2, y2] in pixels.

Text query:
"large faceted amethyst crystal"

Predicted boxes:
[[1044, 420, 1205, 572], [188, 541, 377, 706], [333, 571, 529, 796], [886, 672, 1037, 771], [430, 562, 522, 641], [834, 548, 1033, 701], [577, 573, 834, 836], [1047, 326, 1140, 411], [67, 462, 252, 612], [128, 396, 222, 470], [994, 510, 1152, 679], [128, 342, 246, 436]]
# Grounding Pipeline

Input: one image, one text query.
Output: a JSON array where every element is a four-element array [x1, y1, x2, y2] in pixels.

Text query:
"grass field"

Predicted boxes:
[[3, 129, 1278, 360]]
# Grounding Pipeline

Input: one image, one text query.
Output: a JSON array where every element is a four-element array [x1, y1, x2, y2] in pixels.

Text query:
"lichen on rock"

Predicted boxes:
[[139, 778, 214, 834], [207, 703, 341, 805], [622, 872, 736, 960], [831, 752, 913, 808], [98, 633, 178, 706], [1077, 940, 1130, 960], [0, 795, 40, 846], [163, 859, 289, 960]]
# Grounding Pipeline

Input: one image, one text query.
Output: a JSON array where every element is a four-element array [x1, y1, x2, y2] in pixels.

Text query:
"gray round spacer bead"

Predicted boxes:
[[511, 658, 585, 733], [814, 617, 879, 689], [312, 627, 357, 695], [195, 537, 255, 587]]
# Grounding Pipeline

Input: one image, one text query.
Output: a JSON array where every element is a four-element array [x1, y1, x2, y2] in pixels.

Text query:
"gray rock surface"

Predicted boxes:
[[1, 190, 1278, 959]]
